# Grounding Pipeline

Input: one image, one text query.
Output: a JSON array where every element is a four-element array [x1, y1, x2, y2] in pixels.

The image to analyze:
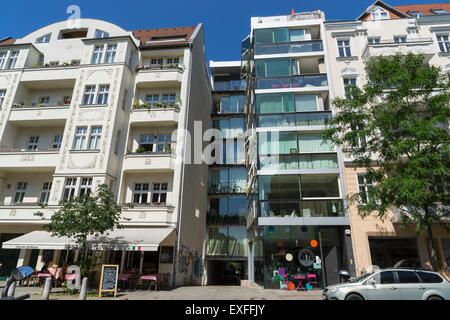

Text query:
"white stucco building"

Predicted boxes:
[[0, 19, 211, 287]]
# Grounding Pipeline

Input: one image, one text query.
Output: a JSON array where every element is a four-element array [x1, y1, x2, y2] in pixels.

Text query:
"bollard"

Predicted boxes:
[[7, 281, 16, 297], [42, 277, 52, 300], [79, 277, 88, 300]]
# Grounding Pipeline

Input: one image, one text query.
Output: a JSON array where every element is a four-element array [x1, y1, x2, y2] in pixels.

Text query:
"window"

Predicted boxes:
[[27, 136, 39, 151], [437, 35, 450, 52], [52, 135, 62, 149], [343, 78, 357, 97], [357, 174, 376, 204], [62, 96, 71, 105], [6, 51, 18, 69], [97, 85, 109, 104], [79, 177, 92, 196], [0, 90, 5, 109], [91, 45, 104, 64], [145, 94, 160, 106], [13, 182, 27, 204], [167, 57, 180, 64], [431, 9, 449, 15], [160, 246, 174, 264], [337, 40, 351, 57], [114, 130, 121, 155], [105, 44, 117, 63], [397, 271, 421, 283], [83, 86, 96, 105], [417, 272, 443, 283], [133, 183, 149, 204], [157, 134, 172, 152], [373, 271, 396, 284], [95, 30, 109, 38], [368, 37, 380, 44], [36, 33, 51, 43], [39, 96, 50, 105], [139, 135, 156, 152], [255, 58, 291, 77], [162, 93, 176, 106], [300, 175, 340, 198], [152, 183, 168, 204], [39, 182, 52, 203], [63, 178, 77, 201], [407, 11, 425, 17], [88, 127, 102, 150], [254, 28, 289, 44], [0, 52, 7, 69], [371, 7, 389, 20], [150, 58, 163, 65], [73, 127, 88, 150], [394, 36, 407, 43]]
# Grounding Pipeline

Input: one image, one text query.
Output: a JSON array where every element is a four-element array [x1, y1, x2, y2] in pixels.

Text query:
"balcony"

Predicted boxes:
[[207, 181, 246, 194], [0, 149, 59, 170], [257, 111, 331, 128], [206, 212, 247, 226], [120, 203, 176, 227], [255, 40, 324, 56], [256, 74, 328, 91], [258, 153, 339, 172], [21, 65, 78, 83], [260, 200, 344, 218], [213, 80, 246, 92], [130, 104, 180, 125], [122, 151, 175, 173], [0, 204, 58, 223], [362, 38, 435, 62], [9, 103, 70, 123], [135, 65, 184, 88]]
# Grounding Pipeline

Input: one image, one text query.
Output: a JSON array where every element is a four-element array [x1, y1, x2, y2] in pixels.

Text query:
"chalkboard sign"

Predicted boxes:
[[98, 264, 119, 297]]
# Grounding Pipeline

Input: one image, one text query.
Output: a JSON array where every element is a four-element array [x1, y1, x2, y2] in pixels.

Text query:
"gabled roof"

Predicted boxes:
[[357, 1, 409, 20], [394, 3, 450, 16], [0, 37, 16, 45], [132, 26, 197, 49]]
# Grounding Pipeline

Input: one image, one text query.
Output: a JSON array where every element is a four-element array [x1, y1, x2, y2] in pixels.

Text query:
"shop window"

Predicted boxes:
[[160, 246, 174, 264]]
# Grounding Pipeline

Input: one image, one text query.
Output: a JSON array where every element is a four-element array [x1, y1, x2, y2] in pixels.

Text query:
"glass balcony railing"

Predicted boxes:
[[260, 199, 344, 217], [256, 74, 327, 90], [259, 153, 339, 171], [213, 80, 246, 91], [208, 181, 247, 194], [255, 40, 323, 55], [257, 111, 331, 127], [207, 211, 247, 225]]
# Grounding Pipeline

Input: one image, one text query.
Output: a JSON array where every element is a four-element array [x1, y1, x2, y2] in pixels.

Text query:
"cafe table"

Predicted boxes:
[[139, 274, 163, 291], [118, 274, 136, 290]]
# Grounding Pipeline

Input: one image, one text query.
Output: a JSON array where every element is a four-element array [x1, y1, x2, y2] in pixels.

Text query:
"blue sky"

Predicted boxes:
[[0, 0, 443, 62]]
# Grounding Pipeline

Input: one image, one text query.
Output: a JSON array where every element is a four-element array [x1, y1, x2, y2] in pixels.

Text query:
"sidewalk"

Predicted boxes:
[[0, 282, 323, 300]]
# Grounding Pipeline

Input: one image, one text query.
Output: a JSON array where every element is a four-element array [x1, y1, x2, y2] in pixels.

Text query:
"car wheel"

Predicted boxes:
[[345, 293, 364, 300], [427, 296, 444, 301]]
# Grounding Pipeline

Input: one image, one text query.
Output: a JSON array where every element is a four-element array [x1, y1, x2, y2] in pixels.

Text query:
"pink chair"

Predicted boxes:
[[307, 274, 318, 287]]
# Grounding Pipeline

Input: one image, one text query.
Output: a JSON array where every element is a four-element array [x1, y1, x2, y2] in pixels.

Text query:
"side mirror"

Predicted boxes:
[[11, 266, 34, 281]]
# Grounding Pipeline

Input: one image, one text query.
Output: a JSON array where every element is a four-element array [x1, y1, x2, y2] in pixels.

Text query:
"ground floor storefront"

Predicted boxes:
[[0, 225, 178, 287], [249, 225, 355, 289]]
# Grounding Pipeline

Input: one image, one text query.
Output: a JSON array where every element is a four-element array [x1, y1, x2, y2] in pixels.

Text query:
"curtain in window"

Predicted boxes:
[[295, 94, 317, 111], [299, 154, 338, 169], [289, 29, 305, 42], [279, 132, 297, 154], [256, 59, 291, 77], [256, 93, 294, 114], [208, 228, 228, 255], [254, 28, 288, 44], [228, 227, 248, 256], [298, 132, 334, 152]]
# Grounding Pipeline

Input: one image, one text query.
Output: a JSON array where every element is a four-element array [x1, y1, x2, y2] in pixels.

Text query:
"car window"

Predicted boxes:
[[417, 272, 443, 283], [397, 271, 421, 283], [373, 271, 396, 284]]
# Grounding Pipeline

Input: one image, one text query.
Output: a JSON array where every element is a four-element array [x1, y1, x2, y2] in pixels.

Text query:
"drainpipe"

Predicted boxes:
[[172, 40, 194, 288]]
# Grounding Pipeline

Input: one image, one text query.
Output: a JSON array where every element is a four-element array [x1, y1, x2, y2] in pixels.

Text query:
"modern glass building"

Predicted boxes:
[[205, 61, 249, 285], [242, 10, 356, 288]]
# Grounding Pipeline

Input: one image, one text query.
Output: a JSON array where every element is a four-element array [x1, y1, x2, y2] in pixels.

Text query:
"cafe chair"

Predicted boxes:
[[307, 274, 318, 287]]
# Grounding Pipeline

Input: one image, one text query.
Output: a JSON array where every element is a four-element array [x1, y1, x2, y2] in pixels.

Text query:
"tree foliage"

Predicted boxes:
[[324, 53, 450, 272]]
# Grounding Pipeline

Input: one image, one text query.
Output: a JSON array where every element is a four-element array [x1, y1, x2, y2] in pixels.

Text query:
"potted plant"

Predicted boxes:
[[135, 147, 146, 154]]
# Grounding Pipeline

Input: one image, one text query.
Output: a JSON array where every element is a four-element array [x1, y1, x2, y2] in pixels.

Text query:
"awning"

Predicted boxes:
[[1, 228, 175, 252]]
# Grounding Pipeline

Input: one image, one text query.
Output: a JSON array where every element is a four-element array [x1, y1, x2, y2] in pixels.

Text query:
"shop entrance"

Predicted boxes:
[[319, 227, 342, 286], [0, 233, 23, 279], [206, 260, 246, 285], [368, 237, 420, 268]]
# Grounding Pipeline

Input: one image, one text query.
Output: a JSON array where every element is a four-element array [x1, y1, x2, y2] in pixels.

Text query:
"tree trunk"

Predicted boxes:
[[425, 224, 447, 278]]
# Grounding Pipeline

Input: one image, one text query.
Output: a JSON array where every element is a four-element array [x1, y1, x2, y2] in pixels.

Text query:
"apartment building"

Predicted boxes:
[[324, 1, 450, 276], [0, 19, 211, 287], [242, 10, 356, 288], [205, 61, 248, 285]]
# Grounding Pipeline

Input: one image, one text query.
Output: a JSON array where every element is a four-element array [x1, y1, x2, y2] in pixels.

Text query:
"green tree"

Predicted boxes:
[[35, 184, 126, 279], [324, 53, 450, 274]]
